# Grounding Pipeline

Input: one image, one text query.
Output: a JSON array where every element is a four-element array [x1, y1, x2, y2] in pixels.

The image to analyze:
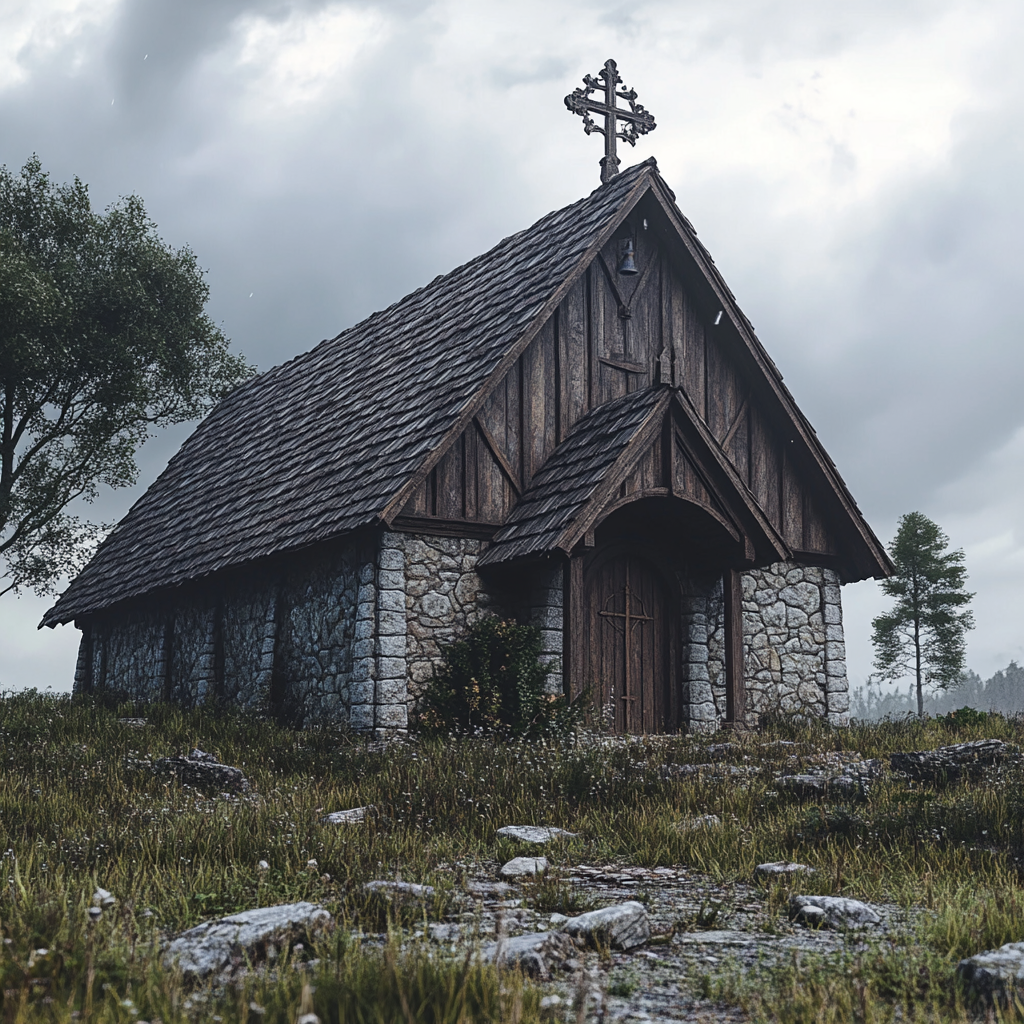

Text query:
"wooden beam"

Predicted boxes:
[[379, 167, 657, 527], [720, 394, 749, 451], [599, 355, 647, 375], [473, 415, 521, 497], [723, 568, 746, 730]]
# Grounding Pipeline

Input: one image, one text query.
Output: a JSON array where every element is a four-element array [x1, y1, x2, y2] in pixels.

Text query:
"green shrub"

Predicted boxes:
[[935, 706, 991, 730], [418, 617, 585, 738]]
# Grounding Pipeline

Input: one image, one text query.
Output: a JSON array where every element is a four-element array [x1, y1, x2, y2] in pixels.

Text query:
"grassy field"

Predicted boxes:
[[1, 691, 1023, 1022]]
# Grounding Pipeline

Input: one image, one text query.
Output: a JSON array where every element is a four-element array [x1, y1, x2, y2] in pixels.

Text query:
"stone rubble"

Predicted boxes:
[[152, 750, 249, 793], [755, 861, 816, 878], [958, 941, 1024, 1001], [499, 856, 549, 879], [495, 825, 578, 843], [561, 902, 651, 950], [163, 902, 332, 978], [789, 895, 882, 929], [891, 739, 1017, 783], [363, 881, 434, 898], [322, 806, 372, 825]]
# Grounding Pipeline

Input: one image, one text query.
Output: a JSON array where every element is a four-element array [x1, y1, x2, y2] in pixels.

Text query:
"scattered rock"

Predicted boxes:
[[482, 931, 574, 979], [561, 901, 651, 950], [363, 881, 434, 898], [466, 881, 511, 897], [789, 895, 881, 929], [428, 922, 462, 942], [499, 857, 548, 879], [495, 826, 578, 844], [163, 902, 332, 978], [152, 751, 249, 793], [677, 930, 757, 947], [755, 861, 816, 878], [675, 814, 722, 831], [958, 941, 1024, 1001], [706, 743, 741, 760], [322, 806, 372, 825], [891, 739, 1016, 784], [92, 887, 116, 908], [117, 718, 147, 729], [775, 774, 863, 799]]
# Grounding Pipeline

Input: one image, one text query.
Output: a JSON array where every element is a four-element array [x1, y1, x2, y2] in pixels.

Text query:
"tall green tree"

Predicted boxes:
[[871, 511, 974, 718], [1, 156, 252, 598]]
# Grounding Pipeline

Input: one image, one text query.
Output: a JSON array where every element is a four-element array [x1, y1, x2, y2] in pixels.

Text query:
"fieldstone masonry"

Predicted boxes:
[[73, 535, 846, 734], [740, 562, 848, 727]]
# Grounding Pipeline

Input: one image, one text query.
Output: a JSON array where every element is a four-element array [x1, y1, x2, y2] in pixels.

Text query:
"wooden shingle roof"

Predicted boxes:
[[43, 161, 660, 626], [480, 386, 667, 564]]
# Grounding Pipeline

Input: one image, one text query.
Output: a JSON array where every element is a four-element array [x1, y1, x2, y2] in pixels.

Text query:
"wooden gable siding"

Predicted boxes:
[[400, 205, 838, 560]]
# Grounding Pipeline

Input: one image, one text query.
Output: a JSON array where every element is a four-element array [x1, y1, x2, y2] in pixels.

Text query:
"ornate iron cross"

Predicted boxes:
[[565, 59, 657, 184]]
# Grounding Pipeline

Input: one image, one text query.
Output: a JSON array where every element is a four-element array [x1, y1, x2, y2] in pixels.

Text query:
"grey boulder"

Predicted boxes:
[[495, 826, 578, 844], [482, 931, 575, 980], [363, 881, 434, 898], [891, 739, 1015, 783], [789, 895, 881, 929], [323, 806, 372, 825], [153, 751, 249, 794], [755, 861, 816, 878], [561, 901, 651, 950], [163, 902, 331, 977], [499, 856, 548, 879], [958, 941, 1024, 1000]]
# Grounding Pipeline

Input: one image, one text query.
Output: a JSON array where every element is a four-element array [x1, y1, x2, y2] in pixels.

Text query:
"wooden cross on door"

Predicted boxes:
[[599, 561, 653, 713], [565, 59, 657, 184]]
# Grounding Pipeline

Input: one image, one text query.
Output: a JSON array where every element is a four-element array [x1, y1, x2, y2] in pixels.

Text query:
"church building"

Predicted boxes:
[[43, 104, 891, 732]]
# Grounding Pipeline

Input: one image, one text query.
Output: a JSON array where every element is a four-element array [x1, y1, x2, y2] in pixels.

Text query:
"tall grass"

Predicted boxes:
[[1, 691, 1023, 1020]]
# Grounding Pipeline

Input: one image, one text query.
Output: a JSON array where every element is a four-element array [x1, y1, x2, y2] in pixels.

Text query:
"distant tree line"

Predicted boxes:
[[851, 661, 1024, 720]]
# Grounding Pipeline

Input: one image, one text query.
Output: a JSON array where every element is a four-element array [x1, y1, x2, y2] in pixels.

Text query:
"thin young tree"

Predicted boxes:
[[1, 156, 253, 597], [871, 511, 974, 718]]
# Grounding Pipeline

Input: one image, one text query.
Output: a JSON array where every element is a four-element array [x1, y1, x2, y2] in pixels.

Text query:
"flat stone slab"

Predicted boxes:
[[789, 895, 881, 929], [152, 754, 249, 794], [495, 826, 578, 844], [163, 902, 331, 977], [323, 806, 372, 825], [562, 901, 651, 950], [363, 880, 434, 898], [755, 861, 816, 878], [892, 739, 1016, 783], [675, 814, 722, 831], [677, 930, 757, 946], [958, 941, 1024, 999], [481, 930, 575, 979], [499, 856, 548, 879]]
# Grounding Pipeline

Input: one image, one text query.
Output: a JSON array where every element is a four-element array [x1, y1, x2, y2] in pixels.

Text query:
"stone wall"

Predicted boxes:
[[741, 562, 848, 726]]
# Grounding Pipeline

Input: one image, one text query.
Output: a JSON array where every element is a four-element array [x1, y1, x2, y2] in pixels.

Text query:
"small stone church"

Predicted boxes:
[[43, 156, 891, 734]]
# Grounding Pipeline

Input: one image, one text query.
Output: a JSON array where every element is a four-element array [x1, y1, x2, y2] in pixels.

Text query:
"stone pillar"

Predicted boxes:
[[527, 563, 563, 695], [194, 609, 218, 704], [822, 569, 849, 725], [375, 533, 409, 735], [349, 560, 377, 732], [681, 590, 716, 733]]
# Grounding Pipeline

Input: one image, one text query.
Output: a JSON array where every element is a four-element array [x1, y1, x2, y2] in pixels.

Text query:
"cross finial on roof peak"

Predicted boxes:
[[564, 59, 657, 184]]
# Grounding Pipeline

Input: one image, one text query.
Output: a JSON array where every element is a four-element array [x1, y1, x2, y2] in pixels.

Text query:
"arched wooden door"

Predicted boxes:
[[584, 552, 673, 734]]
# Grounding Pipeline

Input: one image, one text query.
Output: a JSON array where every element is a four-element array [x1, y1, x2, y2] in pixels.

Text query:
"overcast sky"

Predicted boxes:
[[2, 0, 1023, 698]]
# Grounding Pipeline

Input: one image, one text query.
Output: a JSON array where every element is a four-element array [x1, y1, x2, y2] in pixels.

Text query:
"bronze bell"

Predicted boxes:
[[618, 237, 638, 275]]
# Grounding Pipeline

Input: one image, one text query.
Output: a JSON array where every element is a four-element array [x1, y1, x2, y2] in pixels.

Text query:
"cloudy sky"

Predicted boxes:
[[2, 0, 1023, 697]]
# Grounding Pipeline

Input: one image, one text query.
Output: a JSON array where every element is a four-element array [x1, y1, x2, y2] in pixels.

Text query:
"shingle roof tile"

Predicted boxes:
[[42, 161, 658, 626]]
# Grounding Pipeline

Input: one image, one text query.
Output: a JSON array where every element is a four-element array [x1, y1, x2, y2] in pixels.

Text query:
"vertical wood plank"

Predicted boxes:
[[723, 568, 745, 726], [568, 555, 585, 700], [561, 276, 588, 435], [435, 435, 463, 519]]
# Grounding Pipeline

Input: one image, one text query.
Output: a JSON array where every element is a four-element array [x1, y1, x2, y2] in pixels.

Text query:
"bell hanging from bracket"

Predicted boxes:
[[618, 237, 638, 275]]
